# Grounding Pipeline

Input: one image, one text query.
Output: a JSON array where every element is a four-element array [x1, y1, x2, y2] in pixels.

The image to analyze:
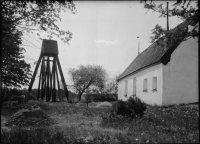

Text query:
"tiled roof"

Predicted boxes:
[[117, 17, 197, 81]]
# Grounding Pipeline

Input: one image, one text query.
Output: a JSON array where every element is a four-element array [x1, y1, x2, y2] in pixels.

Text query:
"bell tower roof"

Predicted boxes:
[[41, 39, 58, 55]]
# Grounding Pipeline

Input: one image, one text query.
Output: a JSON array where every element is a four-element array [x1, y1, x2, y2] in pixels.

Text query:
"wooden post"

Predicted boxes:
[[40, 58, 44, 99], [46, 56, 50, 102], [55, 64, 61, 101], [44, 58, 47, 100], [49, 58, 53, 100], [52, 57, 56, 102], [37, 64, 43, 100], [29, 40, 68, 102], [44, 57, 47, 101], [41, 58, 45, 100], [56, 56, 69, 101], [28, 54, 42, 92]]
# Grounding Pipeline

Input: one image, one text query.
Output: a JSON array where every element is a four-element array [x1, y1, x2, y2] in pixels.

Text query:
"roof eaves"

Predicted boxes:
[[117, 61, 161, 82]]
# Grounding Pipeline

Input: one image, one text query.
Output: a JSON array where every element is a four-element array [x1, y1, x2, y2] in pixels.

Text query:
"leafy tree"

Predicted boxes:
[[0, 0, 76, 99], [1, 0, 76, 43], [141, 0, 198, 43], [104, 80, 117, 94], [83, 90, 93, 112], [102, 74, 120, 100], [1, 13, 32, 88], [68, 65, 107, 101]]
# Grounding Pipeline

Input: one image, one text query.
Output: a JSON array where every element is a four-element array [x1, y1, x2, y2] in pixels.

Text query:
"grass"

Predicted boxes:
[[1, 100, 199, 144]]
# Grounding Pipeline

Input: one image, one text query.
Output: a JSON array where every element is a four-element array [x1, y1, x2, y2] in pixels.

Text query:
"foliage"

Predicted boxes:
[[1, 0, 76, 44], [103, 74, 120, 95], [82, 93, 94, 111], [1, 87, 10, 103], [141, 0, 198, 43], [101, 103, 199, 143], [87, 93, 117, 102], [142, 0, 198, 20], [149, 24, 167, 43], [1, 13, 32, 88], [13, 89, 36, 103], [23, 92, 37, 102], [1, 0, 76, 97], [68, 65, 107, 101], [1, 88, 36, 104], [83, 74, 120, 103], [114, 97, 147, 118]]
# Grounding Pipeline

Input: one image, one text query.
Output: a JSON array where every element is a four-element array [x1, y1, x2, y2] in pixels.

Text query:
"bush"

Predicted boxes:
[[114, 96, 146, 118], [25, 92, 37, 102], [1, 88, 10, 104], [10, 95, 22, 103], [10, 89, 36, 103], [91, 93, 117, 102]]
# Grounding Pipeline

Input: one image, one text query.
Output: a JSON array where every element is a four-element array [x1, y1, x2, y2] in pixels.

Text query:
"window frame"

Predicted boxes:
[[124, 80, 128, 97], [152, 76, 157, 92], [132, 78, 136, 96], [143, 78, 148, 92]]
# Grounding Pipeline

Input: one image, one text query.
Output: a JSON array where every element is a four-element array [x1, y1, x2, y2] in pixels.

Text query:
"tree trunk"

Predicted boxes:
[[78, 94, 82, 101]]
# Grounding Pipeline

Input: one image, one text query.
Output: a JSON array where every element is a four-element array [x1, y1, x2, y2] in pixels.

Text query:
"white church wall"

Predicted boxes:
[[162, 37, 198, 105], [118, 63, 163, 105]]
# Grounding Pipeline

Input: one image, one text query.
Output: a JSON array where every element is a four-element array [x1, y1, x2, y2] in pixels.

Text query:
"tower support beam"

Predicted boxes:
[[28, 39, 69, 102]]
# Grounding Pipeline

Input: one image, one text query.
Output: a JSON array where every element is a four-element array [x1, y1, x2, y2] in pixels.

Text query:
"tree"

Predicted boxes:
[[141, 0, 198, 43], [1, 12, 32, 88], [1, 0, 76, 99], [68, 65, 107, 101], [102, 74, 121, 100], [108, 74, 120, 94], [1, 0, 76, 44]]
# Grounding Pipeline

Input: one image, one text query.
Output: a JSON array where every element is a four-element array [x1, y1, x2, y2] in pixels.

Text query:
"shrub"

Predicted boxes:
[[10, 95, 22, 103], [25, 92, 37, 102], [1, 88, 10, 104], [91, 93, 117, 102], [10, 90, 36, 104], [114, 96, 146, 119]]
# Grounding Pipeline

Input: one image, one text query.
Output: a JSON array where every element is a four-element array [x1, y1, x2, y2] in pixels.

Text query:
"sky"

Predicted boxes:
[[22, 1, 184, 90]]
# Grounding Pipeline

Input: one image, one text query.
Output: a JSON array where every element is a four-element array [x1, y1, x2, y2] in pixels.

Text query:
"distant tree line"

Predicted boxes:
[[30, 88, 117, 102]]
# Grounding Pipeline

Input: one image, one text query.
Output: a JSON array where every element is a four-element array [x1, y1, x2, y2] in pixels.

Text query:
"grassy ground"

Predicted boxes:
[[1, 100, 199, 144]]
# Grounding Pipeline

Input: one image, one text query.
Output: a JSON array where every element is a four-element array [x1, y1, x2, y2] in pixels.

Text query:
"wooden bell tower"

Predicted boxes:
[[28, 39, 68, 102]]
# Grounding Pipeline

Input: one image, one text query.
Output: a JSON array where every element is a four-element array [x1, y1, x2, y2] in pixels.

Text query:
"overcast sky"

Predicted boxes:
[[23, 1, 184, 89]]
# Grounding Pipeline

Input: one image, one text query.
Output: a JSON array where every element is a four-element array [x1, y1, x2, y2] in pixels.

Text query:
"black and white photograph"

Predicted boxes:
[[1, 0, 199, 143]]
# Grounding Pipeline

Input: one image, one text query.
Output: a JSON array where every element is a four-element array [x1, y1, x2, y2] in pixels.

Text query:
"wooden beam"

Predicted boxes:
[[55, 56, 69, 101], [28, 54, 42, 92], [37, 60, 43, 100], [45, 57, 48, 101], [52, 57, 56, 102], [41, 58, 45, 100], [55, 63, 61, 101], [46, 56, 50, 102], [44, 60, 54, 62], [49, 60, 53, 100]]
